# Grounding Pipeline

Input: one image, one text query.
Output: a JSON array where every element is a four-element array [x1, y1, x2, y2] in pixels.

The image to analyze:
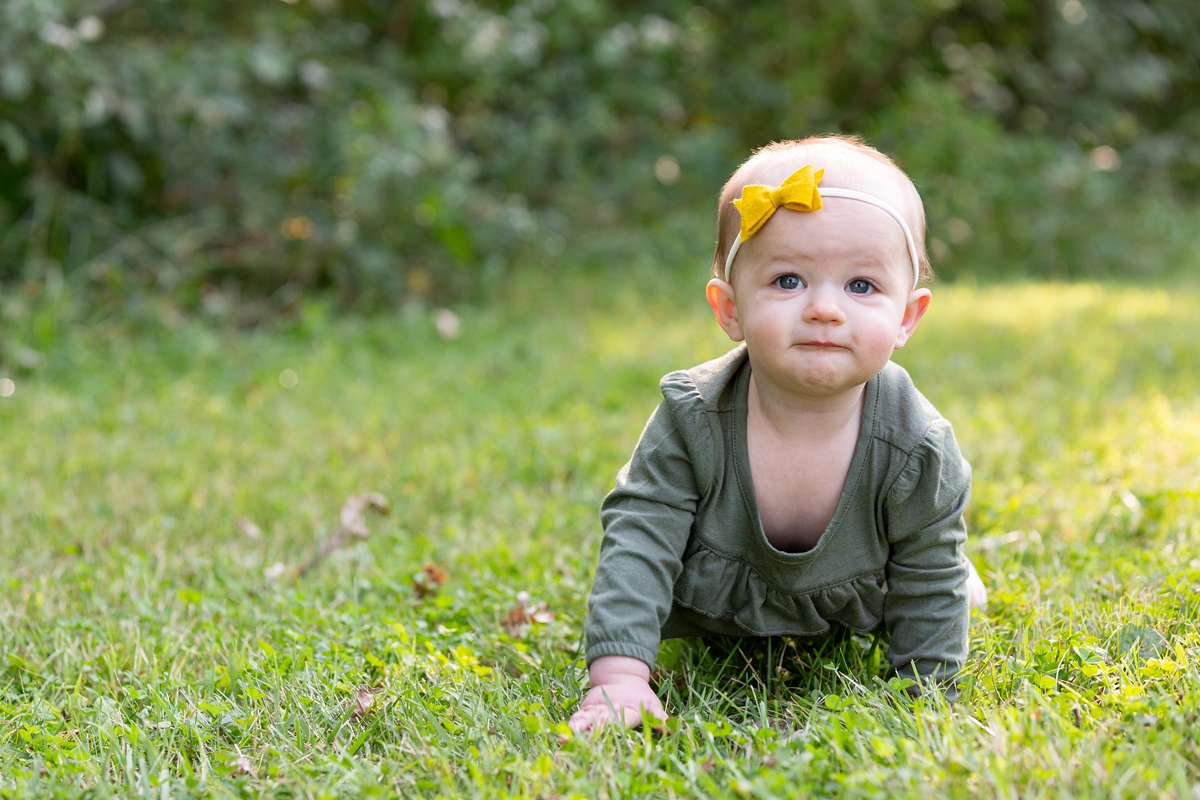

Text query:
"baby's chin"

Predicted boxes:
[[754, 359, 869, 398]]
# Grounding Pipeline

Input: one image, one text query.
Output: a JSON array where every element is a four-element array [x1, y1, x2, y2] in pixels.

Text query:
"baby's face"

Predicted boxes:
[[712, 193, 930, 400]]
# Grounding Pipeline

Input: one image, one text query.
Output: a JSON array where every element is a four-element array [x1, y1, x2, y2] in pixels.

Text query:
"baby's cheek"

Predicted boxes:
[[860, 317, 904, 359], [749, 308, 791, 338]]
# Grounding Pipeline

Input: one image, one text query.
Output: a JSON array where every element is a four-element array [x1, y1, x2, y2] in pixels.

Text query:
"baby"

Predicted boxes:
[[570, 135, 986, 732]]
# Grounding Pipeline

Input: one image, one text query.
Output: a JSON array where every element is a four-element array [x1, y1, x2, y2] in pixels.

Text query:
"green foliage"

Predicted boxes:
[[2, 279, 1200, 796], [0, 0, 542, 310], [1, 0, 1200, 312]]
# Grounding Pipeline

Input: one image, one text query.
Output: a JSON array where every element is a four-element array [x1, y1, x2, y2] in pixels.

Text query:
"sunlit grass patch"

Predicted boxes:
[[2, 281, 1199, 797]]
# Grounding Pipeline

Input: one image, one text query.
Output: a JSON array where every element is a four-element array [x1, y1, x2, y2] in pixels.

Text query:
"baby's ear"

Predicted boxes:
[[894, 288, 932, 348], [706, 279, 744, 342]]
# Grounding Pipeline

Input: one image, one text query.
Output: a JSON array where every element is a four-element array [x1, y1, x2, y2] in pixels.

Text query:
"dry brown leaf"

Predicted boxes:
[[292, 493, 391, 581], [350, 684, 380, 722], [501, 607, 526, 634], [502, 591, 556, 634], [413, 564, 448, 598], [236, 517, 262, 540], [340, 492, 390, 538]]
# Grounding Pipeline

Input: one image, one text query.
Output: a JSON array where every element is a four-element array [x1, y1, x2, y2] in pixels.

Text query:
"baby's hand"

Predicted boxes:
[[568, 656, 667, 733]]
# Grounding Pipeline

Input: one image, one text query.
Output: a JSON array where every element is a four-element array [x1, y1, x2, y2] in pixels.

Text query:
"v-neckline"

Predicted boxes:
[[729, 359, 879, 563]]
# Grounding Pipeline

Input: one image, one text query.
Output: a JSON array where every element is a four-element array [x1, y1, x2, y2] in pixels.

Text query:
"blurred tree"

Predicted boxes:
[[0, 0, 1197, 319]]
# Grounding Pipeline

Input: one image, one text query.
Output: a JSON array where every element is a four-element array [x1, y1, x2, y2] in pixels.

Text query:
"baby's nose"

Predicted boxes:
[[803, 283, 846, 322]]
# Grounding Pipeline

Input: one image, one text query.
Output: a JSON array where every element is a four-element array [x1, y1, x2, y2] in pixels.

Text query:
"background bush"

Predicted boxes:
[[1, 0, 1198, 318]]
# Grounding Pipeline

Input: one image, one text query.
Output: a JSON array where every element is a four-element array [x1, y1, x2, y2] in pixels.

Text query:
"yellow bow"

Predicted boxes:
[[732, 165, 825, 240]]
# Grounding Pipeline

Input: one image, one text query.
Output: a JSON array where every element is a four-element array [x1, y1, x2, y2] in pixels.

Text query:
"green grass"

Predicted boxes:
[[2, 279, 1199, 798]]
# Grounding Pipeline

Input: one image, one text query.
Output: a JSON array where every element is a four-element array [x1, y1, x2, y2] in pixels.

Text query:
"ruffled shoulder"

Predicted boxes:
[[660, 345, 748, 413], [872, 361, 944, 453], [672, 545, 886, 637], [888, 416, 971, 512], [656, 346, 746, 494]]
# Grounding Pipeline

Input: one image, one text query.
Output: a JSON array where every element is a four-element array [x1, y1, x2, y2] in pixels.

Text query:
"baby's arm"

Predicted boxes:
[[568, 656, 666, 732], [884, 419, 972, 693], [578, 401, 702, 729]]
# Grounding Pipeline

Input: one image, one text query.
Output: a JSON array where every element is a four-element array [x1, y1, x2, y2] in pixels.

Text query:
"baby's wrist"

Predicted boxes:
[[588, 655, 651, 687]]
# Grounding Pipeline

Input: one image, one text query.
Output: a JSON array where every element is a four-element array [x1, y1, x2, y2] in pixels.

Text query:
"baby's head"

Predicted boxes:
[[711, 135, 932, 286], [705, 136, 934, 397]]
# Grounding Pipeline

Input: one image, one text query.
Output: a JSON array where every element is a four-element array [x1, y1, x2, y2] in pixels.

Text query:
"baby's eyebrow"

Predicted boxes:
[[754, 257, 816, 275], [762, 249, 817, 262], [852, 255, 902, 270]]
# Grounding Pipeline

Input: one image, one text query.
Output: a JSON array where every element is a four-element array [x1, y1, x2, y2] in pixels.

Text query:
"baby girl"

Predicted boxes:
[[571, 135, 986, 732]]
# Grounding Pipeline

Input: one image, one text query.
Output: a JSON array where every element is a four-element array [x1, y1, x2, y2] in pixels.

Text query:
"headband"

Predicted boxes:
[[723, 165, 922, 290]]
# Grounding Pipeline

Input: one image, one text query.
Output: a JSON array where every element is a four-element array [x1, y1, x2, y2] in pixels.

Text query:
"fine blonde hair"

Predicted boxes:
[[711, 135, 933, 282]]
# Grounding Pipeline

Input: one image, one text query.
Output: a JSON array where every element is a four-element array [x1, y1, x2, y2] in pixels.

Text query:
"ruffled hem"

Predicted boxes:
[[672, 546, 885, 637]]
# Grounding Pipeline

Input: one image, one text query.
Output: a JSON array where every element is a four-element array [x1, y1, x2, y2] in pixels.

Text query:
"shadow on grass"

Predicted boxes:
[[653, 628, 894, 723]]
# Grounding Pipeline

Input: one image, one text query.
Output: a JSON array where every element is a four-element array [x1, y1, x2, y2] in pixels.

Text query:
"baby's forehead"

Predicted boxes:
[[782, 149, 912, 201], [739, 145, 921, 222]]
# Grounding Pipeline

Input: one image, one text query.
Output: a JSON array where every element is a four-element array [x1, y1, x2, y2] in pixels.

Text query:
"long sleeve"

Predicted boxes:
[[584, 402, 700, 668], [882, 417, 971, 691]]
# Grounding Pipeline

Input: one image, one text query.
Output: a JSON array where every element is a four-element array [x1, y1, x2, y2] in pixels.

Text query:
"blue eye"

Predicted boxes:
[[776, 275, 802, 290], [847, 279, 873, 294]]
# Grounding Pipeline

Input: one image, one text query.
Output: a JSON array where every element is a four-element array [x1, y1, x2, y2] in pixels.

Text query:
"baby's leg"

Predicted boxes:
[[965, 557, 987, 610]]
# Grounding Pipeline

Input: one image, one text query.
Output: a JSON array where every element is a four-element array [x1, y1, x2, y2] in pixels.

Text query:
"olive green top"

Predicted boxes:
[[584, 345, 971, 684]]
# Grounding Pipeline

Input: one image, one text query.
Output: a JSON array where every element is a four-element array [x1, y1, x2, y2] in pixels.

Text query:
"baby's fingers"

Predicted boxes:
[[624, 702, 668, 732], [568, 704, 610, 733], [568, 703, 664, 736]]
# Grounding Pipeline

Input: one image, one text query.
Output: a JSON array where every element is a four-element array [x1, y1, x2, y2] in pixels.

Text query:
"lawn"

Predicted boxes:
[[2, 279, 1199, 798]]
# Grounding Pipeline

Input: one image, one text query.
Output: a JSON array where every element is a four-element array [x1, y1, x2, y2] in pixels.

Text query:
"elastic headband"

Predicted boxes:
[[723, 166, 922, 290]]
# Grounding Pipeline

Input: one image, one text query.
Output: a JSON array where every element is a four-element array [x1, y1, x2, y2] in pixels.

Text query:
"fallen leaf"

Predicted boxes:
[[292, 493, 390, 580], [413, 564, 448, 598], [340, 492, 390, 538], [237, 517, 262, 540], [502, 591, 555, 634], [351, 684, 380, 722], [502, 593, 529, 633]]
